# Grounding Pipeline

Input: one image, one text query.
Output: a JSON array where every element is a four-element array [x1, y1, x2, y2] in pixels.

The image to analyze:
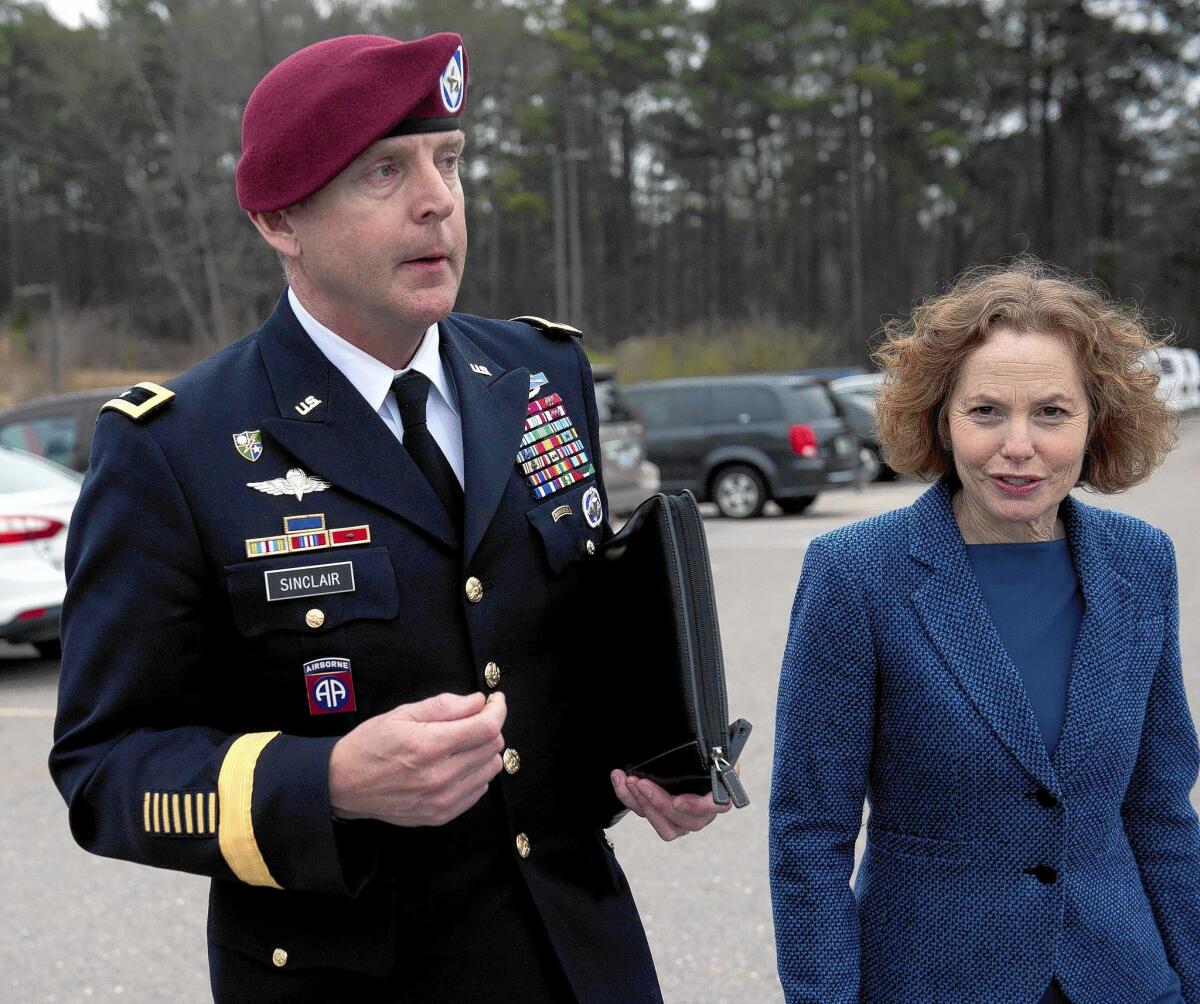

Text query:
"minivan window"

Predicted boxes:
[[708, 386, 784, 424], [634, 387, 705, 427], [595, 380, 637, 424], [785, 384, 837, 419]]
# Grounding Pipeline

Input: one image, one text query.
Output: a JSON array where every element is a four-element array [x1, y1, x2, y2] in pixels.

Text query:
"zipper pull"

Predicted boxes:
[[711, 753, 750, 809]]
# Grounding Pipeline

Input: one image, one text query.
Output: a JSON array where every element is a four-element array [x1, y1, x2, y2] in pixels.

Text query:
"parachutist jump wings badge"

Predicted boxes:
[[247, 468, 332, 501]]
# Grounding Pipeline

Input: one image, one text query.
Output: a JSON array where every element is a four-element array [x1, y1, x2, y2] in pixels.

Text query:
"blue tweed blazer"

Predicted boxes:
[[770, 480, 1200, 1004]]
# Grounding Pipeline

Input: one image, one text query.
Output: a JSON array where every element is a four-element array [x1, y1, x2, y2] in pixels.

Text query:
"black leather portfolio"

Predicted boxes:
[[590, 491, 751, 809]]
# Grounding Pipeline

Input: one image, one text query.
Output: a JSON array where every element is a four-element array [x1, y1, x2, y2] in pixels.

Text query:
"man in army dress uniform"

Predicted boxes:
[[49, 32, 728, 1003]]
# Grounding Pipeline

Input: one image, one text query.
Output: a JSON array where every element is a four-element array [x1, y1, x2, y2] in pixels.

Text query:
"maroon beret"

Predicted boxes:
[[236, 33, 468, 212]]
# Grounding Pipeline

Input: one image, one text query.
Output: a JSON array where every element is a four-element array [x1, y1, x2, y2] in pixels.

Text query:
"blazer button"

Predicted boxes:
[[503, 748, 521, 774], [304, 609, 325, 629], [1035, 788, 1058, 808], [484, 662, 501, 688], [271, 948, 288, 968], [465, 577, 484, 604], [1025, 865, 1058, 885], [515, 832, 531, 859]]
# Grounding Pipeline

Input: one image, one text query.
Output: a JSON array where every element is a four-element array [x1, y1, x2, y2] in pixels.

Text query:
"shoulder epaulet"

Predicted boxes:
[[100, 381, 175, 422], [509, 315, 583, 340]]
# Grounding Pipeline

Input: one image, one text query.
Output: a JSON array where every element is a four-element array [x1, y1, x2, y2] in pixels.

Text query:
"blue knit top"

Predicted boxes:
[[967, 538, 1182, 1004], [966, 538, 1081, 757]]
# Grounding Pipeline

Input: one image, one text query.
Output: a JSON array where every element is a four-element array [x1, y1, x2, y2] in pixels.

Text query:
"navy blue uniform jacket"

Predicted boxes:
[[770, 480, 1200, 1004], [49, 296, 660, 1002]]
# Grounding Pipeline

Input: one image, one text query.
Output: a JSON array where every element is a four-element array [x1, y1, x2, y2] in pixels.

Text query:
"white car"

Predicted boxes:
[[829, 372, 885, 401], [1141, 348, 1192, 414], [0, 446, 81, 658]]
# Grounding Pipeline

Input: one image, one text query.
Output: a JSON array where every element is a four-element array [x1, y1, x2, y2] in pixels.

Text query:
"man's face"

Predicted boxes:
[[284, 130, 467, 341]]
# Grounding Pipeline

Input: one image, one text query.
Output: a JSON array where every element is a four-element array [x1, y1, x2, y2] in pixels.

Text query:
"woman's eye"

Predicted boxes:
[[1041, 406, 1062, 418], [972, 406, 995, 417]]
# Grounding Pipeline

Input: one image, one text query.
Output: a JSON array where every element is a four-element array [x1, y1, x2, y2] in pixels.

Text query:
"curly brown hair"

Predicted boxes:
[[872, 258, 1176, 493]]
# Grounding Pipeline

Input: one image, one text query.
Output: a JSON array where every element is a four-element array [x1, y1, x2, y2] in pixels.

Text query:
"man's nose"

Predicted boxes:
[[410, 162, 456, 222]]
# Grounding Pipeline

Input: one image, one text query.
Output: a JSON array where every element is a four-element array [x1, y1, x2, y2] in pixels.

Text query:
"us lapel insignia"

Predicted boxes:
[[528, 372, 549, 399], [244, 513, 372, 559], [295, 395, 322, 416], [470, 363, 493, 377], [247, 467, 331, 501], [232, 430, 264, 462]]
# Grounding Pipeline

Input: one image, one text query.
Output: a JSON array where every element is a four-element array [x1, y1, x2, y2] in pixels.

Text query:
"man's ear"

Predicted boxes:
[[249, 209, 302, 259]]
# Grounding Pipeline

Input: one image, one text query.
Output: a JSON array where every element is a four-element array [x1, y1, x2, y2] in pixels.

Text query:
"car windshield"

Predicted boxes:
[[595, 380, 637, 423], [0, 447, 83, 493]]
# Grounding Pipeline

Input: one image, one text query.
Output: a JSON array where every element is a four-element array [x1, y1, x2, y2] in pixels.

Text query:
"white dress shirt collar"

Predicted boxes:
[[287, 287, 459, 417]]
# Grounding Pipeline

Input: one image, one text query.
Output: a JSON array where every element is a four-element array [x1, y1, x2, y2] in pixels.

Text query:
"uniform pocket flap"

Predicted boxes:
[[223, 547, 399, 638], [526, 481, 605, 575]]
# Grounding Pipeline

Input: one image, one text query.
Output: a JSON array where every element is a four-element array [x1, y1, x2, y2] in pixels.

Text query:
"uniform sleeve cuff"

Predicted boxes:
[[248, 733, 377, 896]]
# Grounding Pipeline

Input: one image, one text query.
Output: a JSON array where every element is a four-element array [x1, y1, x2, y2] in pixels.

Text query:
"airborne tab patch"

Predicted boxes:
[[509, 315, 583, 340], [101, 382, 175, 422]]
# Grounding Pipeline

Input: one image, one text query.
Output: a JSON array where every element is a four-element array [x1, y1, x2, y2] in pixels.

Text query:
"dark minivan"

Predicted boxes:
[[624, 374, 860, 518]]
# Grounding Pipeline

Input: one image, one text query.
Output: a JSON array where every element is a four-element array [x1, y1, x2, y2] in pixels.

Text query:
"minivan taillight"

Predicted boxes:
[[789, 424, 819, 458], [0, 516, 65, 545]]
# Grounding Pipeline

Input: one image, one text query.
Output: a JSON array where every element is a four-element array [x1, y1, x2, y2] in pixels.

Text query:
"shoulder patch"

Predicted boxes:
[[100, 381, 175, 422], [509, 315, 583, 340]]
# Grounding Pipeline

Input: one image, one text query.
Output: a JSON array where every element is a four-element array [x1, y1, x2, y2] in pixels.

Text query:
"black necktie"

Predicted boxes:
[[391, 371, 463, 526]]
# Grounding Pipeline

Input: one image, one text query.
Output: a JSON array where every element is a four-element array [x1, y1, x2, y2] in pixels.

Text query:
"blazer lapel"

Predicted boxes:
[[1051, 497, 1135, 780], [439, 317, 530, 564], [255, 295, 456, 549], [909, 483, 1061, 795]]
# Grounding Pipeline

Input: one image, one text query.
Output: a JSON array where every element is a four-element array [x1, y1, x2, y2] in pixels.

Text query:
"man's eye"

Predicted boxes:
[[972, 406, 995, 416], [1041, 406, 1063, 418], [373, 164, 397, 179], [440, 154, 460, 172]]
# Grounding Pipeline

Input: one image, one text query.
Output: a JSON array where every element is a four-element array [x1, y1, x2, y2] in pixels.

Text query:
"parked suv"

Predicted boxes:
[[624, 374, 860, 518], [592, 366, 661, 516]]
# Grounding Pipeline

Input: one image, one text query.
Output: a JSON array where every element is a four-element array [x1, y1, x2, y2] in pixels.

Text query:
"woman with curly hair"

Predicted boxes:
[[770, 258, 1196, 1003]]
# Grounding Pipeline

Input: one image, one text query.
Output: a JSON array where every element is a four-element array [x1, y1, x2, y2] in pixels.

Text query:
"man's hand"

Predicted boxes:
[[328, 692, 506, 827], [609, 768, 732, 841]]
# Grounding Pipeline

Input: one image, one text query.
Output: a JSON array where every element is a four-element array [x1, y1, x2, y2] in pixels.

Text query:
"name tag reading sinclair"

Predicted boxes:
[[264, 561, 356, 602]]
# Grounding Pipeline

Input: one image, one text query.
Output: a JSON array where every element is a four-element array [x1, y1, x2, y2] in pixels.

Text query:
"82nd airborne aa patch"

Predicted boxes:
[[304, 658, 357, 715]]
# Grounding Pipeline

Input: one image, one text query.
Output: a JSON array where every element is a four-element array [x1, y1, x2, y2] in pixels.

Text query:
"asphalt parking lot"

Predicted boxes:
[[2, 417, 1196, 1002]]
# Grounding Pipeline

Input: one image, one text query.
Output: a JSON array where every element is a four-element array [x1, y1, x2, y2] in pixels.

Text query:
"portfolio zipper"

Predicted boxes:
[[665, 493, 748, 807]]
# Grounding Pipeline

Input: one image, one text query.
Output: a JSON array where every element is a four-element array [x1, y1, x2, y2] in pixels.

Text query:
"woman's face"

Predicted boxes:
[[946, 327, 1090, 541]]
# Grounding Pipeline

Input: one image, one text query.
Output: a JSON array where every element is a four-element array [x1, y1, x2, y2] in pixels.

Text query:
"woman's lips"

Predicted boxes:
[[990, 474, 1043, 497]]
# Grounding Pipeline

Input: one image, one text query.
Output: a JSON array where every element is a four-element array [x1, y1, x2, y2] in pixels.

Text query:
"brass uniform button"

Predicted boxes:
[[304, 609, 325, 629], [515, 832, 531, 859], [484, 662, 501, 688], [465, 577, 484, 604], [586, 539, 596, 556], [271, 948, 288, 968], [503, 748, 521, 774]]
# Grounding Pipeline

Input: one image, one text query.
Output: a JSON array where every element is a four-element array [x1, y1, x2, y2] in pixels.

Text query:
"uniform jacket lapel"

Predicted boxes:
[[1051, 497, 1135, 781], [908, 482, 1061, 795], [438, 316, 530, 565], [255, 295, 457, 549]]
